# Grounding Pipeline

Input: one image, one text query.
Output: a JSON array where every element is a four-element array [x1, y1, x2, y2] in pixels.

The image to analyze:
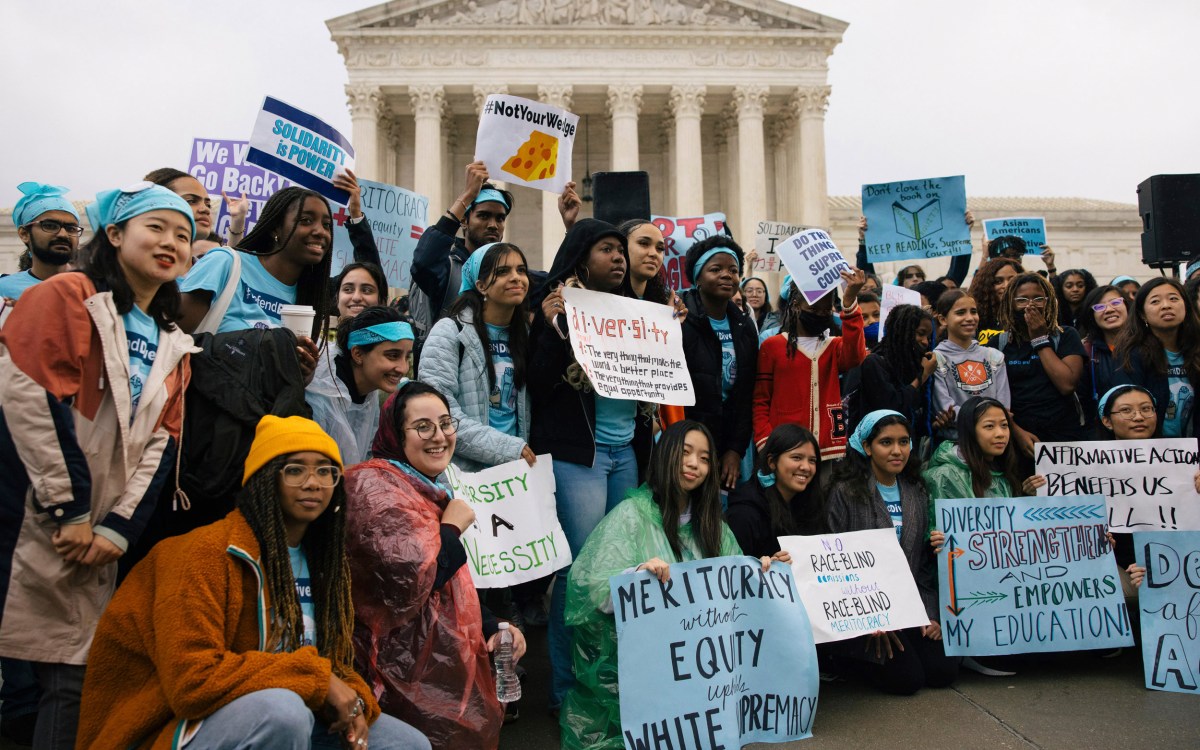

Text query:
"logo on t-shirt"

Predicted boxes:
[[243, 284, 289, 319], [954, 359, 994, 392]]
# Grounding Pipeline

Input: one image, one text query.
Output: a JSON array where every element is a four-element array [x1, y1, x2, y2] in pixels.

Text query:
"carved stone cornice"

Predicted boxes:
[[538, 84, 574, 110], [732, 84, 770, 120], [606, 84, 644, 117], [409, 84, 446, 119], [345, 83, 382, 119], [668, 84, 706, 119], [400, 0, 790, 30], [473, 84, 510, 115], [792, 85, 831, 117]]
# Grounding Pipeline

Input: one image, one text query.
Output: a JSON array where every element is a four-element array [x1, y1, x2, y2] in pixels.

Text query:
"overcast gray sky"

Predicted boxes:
[[1, 0, 1196, 208]]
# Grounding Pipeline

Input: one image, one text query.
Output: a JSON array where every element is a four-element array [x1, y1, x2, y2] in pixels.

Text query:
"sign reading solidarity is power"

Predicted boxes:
[[247, 96, 355, 205], [474, 94, 579, 194]]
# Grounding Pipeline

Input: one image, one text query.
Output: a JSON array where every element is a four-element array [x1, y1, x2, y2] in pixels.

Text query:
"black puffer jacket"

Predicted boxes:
[[725, 479, 826, 559]]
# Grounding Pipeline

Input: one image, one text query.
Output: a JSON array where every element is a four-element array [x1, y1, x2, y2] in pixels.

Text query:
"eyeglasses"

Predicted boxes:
[[405, 417, 460, 440], [25, 220, 84, 237], [280, 464, 342, 487], [1014, 296, 1048, 307], [1111, 406, 1156, 419], [1091, 298, 1125, 313]]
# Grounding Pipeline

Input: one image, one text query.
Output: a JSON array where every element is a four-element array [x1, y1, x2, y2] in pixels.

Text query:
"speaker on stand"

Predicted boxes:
[[1138, 174, 1200, 275]]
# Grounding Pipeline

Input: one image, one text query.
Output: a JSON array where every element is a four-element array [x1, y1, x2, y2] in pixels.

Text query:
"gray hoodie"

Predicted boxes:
[[932, 338, 1010, 440]]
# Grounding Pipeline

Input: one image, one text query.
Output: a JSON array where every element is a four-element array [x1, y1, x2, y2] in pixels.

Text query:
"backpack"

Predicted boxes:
[[409, 257, 462, 371]]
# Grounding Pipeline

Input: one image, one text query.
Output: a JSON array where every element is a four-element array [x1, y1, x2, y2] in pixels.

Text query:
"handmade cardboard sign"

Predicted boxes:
[[652, 212, 729, 291], [983, 217, 1046, 255], [776, 228, 851, 305], [188, 137, 291, 238], [1134, 530, 1200, 694], [862, 176, 970, 263], [475, 94, 578, 193], [330, 179, 428, 289], [247, 96, 355, 204]]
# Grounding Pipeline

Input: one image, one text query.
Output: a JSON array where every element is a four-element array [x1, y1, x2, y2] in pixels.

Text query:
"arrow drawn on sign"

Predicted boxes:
[[491, 514, 515, 537], [945, 535, 965, 616]]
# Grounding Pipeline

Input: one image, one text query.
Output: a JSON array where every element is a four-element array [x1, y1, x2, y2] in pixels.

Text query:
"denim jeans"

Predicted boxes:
[[187, 688, 430, 749], [548, 443, 639, 709], [31, 662, 85, 750], [0, 657, 39, 719]]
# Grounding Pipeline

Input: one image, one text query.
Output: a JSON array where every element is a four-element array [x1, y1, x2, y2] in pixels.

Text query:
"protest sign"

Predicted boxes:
[[781, 529, 932, 644], [935, 494, 1134, 656], [247, 96, 355, 205], [1134, 530, 1200, 694], [444, 455, 570, 588], [329, 179, 428, 289], [560, 286, 694, 405], [652, 212, 728, 291], [878, 284, 922, 340], [983, 217, 1046, 255], [753, 220, 807, 274], [861, 175, 971, 263], [776, 228, 851, 305], [1034, 439, 1200, 533], [612, 557, 819, 748], [474, 94, 578, 194], [188, 138, 291, 238]]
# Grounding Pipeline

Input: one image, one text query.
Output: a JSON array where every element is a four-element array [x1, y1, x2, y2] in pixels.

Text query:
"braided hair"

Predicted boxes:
[[870, 303, 932, 386], [237, 187, 335, 342], [999, 272, 1062, 342], [238, 456, 356, 675]]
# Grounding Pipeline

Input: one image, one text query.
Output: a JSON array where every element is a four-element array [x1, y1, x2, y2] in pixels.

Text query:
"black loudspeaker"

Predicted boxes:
[[1138, 174, 1200, 268], [592, 171, 651, 227]]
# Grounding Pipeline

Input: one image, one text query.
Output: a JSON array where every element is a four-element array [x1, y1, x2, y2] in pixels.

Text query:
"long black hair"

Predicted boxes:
[[1117, 276, 1200, 388], [830, 414, 922, 507], [330, 262, 388, 311], [957, 397, 1023, 498], [869, 303, 932, 386], [1053, 268, 1097, 327], [335, 305, 404, 355], [78, 223, 182, 331], [1075, 285, 1125, 344], [448, 242, 530, 392], [741, 277, 774, 329], [648, 420, 725, 561], [617, 219, 671, 305], [756, 423, 824, 535]]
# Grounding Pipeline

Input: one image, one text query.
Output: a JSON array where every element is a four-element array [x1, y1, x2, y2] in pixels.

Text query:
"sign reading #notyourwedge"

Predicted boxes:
[[475, 94, 578, 194], [862, 175, 971, 263], [561, 287, 695, 406], [247, 96, 355, 205], [1134, 530, 1200, 694], [612, 558, 820, 749], [776, 228, 852, 305]]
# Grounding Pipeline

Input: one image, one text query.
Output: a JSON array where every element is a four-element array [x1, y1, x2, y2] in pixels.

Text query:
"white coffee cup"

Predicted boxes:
[[279, 304, 316, 338]]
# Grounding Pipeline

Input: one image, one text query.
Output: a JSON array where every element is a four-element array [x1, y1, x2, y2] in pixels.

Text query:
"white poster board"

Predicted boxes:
[[753, 220, 808, 274], [474, 94, 578, 194], [879, 284, 922, 339], [776, 228, 852, 305]]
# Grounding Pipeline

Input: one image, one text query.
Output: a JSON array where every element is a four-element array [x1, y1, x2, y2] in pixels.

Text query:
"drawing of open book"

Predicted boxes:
[[892, 198, 943, 241]]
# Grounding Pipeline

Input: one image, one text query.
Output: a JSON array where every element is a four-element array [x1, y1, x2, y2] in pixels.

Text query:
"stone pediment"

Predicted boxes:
[[328, 0, 848, 33]]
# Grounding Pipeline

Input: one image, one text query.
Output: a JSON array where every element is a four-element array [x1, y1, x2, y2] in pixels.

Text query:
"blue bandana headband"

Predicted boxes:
[[460, 242, 499, 293], [471, 188, 510, 212], [692, 247, 739, 281], [849, 409, 904, 456], [756, 469, 776, 488], [347, 321, 415, 348], [87, 182, 196, 240], [1097, 385, 1155, 419], [14, 181, 79, 227], [1187, 261, 1200, 280], [1111, 275, 1137, 286]]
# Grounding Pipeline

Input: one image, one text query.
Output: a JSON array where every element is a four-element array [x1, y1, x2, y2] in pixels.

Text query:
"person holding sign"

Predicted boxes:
[[1053, 269, 1097, 331], [987, 235, 1058, 280], [825, 411, 959, 695], [559, 420, 748, 749], [726, 424, 825, 558]]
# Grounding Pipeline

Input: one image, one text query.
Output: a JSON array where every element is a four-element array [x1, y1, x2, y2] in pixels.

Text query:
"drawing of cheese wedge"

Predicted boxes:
[[503, 130, 559, 182]]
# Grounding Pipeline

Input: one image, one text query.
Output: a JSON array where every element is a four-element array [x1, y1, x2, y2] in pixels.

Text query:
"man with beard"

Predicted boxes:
[[1, 182, 81, 301]]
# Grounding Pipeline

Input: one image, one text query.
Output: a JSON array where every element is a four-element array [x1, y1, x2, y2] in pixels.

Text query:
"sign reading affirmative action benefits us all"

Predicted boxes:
[[474, 94, 579, 194], [1034, 439, 1200, 533], [861, 175, 971, 264], [611, 557, 819, 749], [776, 228, 852, 305], [560, 286, 695, 406], [445, 455, 570, 589], [247, 96, 355, 205], [935, 494, 1134, 656], [1134, 530, 1200, 694]]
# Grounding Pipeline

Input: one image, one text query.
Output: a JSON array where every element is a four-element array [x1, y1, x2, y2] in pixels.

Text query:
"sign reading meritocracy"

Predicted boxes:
[[474, 94, 578, 194], [652, 212, 729, 291], [560, 286, 695, 406], [612, 557, 820, 749], [935, 494, 1134, 656], [776, 228, 852, 305], [1135, 530, 1200, 694], [330, 178, 428, 289], [445, 455, 571, 588], [188, 138, 292, 238], [862, 175, 971, 263], [1034, 439, 1200, 533], [983, 217, 1047, 255], [247, 96, 355, 205]]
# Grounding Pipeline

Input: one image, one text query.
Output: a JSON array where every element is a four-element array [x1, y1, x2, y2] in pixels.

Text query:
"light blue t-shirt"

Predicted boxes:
[[486, 323, 518, 436], [878, 481, 903, 541], [122, 306, 159, 421], [595, 395, 636, 446], [0, 270, 41, 300], [288, 546, 317, 648], [709, 316, 736, 401], [179, 247, 296, 334], [1164, 350, 1194, 438]]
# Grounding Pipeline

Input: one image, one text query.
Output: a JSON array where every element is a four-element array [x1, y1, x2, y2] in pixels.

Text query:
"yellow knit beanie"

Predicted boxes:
[[242, 415, 343, 486]]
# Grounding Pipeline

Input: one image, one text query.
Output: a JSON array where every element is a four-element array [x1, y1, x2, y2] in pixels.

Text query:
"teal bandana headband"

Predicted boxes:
[[849, 409, 904, 456], [460, 242, 499, 293], [348, 321, 415, 348], [13, 182, 78, 226], [691, 247, 739, 282], [1097, 385, 1154, 420], [471, 188, 510, 211], [86, 181, 195, 240]]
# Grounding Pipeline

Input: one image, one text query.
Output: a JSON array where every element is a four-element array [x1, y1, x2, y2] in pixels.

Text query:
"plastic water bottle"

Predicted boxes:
[[494, 622, 522, 702]]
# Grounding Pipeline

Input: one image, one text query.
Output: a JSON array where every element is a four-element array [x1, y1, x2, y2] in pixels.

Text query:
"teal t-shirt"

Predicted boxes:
[[595, 395, 636, 446], [709, 316, 736, 401], [878, 481, 903, 540], [1164, 350, 1194, 438], [486, 323, 518, 436], [179, 247, 296, 333], [0, 270, 41, 300], [122, 306, 159, 421], [288, 546, 317, 648]]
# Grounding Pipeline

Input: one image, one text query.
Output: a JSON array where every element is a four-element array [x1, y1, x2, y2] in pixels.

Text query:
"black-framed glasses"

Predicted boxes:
[[25, 220, 84, 237], [1091, 298, 1125, 313], [1015, 296, 1048, 306], [405, 417, 459, 440], [280, 464, 342, 487]]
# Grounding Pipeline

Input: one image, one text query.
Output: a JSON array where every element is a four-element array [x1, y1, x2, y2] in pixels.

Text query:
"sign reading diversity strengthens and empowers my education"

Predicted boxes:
[[781, 529, 932, 644], [983, 217, 1047, 255], [188, 138, 291, 238], [861, 175, 971, 263], [612, 557, 820, 749], [247, 97, 355, 205], [475, 94, 579, 194], [776, 228, 852, 305], [652, 212, 729, 291], [560, 286, 695, 406], [444, 455, 571, 589], [1135, 530, 1200, 694], [935, 495, 1134, 656], [1034, 439, 1200, 533], [330, 178, 428, 289]]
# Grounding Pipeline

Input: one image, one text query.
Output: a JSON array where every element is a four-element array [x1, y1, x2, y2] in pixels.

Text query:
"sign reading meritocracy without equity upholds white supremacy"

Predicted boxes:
[[474, 94, 578, 194], [561, 287, 695, 406], [247, 96, 354, 205], [776, 228, 852, 305], [445, 455, 571, 589]]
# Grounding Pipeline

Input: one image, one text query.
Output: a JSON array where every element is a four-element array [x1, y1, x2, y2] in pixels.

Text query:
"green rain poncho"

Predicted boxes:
[[559, 486, 743, 749], [922, 440, 1015, 536]]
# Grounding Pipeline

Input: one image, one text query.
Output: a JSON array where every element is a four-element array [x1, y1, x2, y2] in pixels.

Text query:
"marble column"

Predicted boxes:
[[659, 110, 675, 213], [794, 85, 831, 228], [410, 84, 445, 210], [539, 84, 573, 271], [442, 109, 458, 213], [769, 116, 793, 222], [383, 112, 403, 185], [345, 83, 381, 181], [669, 84, 706, 216], [720, 105, 740, 235], [607, 85, 643, 172], [734, 85, 769, 245]]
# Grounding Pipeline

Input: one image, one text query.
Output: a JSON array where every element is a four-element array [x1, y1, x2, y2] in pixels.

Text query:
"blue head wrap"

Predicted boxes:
[[1111, 275, 1137, 287], [460, 242, 499, 293], [13, 182, 79, 226], [691, 247, 739, 283], [1097, 384, 1155, 420], [1187, 261, 1200, 280], [470, 188, 510, 213], [779, 274, 794, 302], [347, 321, 415, 349], [849, 409, 905, 457], [87, 182, 195, 240], [755, 469, 776, 488]]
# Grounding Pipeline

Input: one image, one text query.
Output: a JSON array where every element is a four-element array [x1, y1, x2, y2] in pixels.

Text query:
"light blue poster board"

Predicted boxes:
[[934, 495, 1134, 656], [861, 175, 971, 263], [611, 556, 819, 748], [1134, 530, 1200, 694], [983, 217, 1047, 255], [329, 178, 429, 289]]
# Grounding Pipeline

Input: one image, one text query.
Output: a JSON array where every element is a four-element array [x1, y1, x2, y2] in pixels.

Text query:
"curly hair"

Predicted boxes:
[[967, 257, 1024, 331], [999, 272, 1062, 342], [870, 303, 933, 386]]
